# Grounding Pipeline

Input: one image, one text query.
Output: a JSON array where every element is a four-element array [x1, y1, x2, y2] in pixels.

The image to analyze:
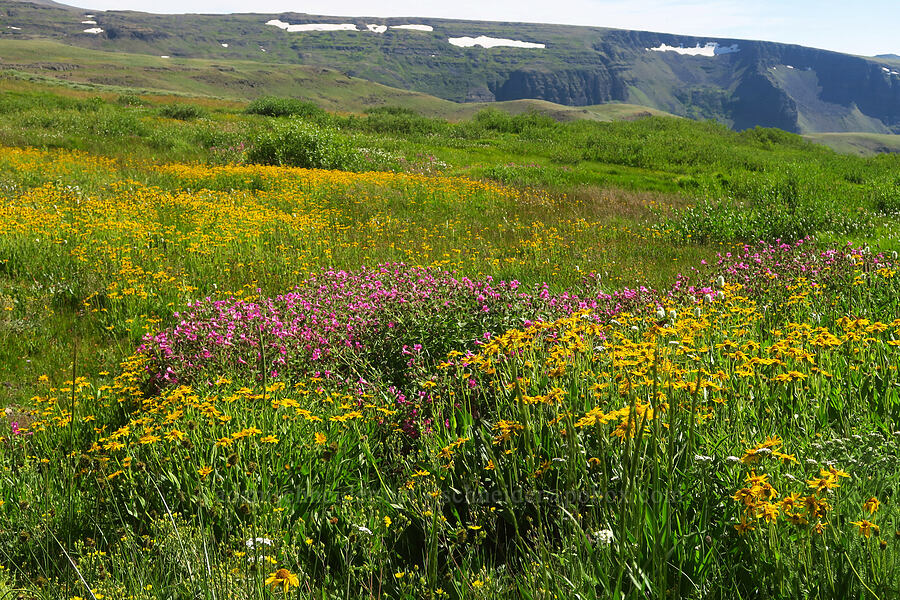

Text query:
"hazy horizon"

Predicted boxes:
[[62, 0, 899, 57]]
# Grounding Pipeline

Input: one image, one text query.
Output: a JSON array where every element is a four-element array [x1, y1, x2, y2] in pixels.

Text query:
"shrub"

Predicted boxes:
[[245, 119, 361, 170], [158, 103, 206, 120], [472, 108, 558, 134], [869, 177, 900, 214], [115, 94, 146, 107], [356, 108, 448, 136], [245, 96, 327, 121], [364, 105, 419, 117]]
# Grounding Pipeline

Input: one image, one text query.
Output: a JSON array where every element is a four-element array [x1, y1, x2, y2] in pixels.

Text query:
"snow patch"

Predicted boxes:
[[81, 20, 97, 24], [367, 24, 387, 33], [648, 42, 740, 57], [84, 14, 94, 18], [83, 27, 103, 34], [786, 65, 794, 69], [448, 35, 545, 49], [7, 26, 21, 30], [221, 43, 228, 47], [265, 19, 358, 32], [160, 55, 170, 58], [391, 24, 433, 32]]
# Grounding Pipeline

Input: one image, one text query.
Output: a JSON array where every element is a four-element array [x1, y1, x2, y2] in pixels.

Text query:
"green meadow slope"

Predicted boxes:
[[0, 39, 673, 121]]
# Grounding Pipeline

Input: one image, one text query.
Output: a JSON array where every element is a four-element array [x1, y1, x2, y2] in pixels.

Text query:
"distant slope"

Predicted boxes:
[[2, 0, 899, 133], [805, 132, 900, 156], [0, 39, 675, 121]]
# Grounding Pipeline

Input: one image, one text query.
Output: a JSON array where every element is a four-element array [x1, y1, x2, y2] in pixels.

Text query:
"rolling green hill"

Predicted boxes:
[[0, 39, 675, 121], [804, 131, 900, 156]]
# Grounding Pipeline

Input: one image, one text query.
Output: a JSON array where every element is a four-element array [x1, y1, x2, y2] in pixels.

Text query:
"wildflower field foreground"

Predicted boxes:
[[0, 138, 899, 600]]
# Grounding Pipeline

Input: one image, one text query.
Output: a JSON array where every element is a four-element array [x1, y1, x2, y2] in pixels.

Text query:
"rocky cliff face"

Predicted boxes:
[[490, 67, 628, 105], [476, 31, 900, 133]]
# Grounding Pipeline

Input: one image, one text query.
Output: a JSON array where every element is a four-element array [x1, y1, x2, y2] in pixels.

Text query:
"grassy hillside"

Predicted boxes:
[[0, 39, 674, 121], [805, 131, 900, 156]]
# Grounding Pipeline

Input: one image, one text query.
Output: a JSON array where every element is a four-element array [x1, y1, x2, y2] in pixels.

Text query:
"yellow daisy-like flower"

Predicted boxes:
[[265, 568, 300, 594], [314, 432, 327, 445], [863, 497, 880, 514], [850, 520, 880, 539]]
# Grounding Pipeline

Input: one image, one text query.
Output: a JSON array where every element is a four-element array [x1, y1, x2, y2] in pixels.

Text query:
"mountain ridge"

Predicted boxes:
[[2, 0, 899, 134]]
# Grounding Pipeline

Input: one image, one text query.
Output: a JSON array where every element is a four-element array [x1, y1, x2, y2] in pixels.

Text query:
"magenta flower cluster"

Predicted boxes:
[[139, 241, 890, 388]]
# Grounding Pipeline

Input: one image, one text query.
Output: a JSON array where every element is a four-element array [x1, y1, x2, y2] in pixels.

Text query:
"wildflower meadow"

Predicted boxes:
[[0, 89, 899, 600]]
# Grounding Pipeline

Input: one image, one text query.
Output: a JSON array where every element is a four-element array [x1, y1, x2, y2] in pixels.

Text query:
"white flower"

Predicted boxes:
[[245, 537, 274, 549], [716, 275, 725, 288], [726, 456, 740, 464], [594, 529, 614, 545], [694, 455, 713, 463], [656, 306, 666, 320], [354, 525, 373, 535]]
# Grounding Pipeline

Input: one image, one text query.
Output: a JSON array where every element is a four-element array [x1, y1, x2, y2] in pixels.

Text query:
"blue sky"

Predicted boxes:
[[70, 0, 898, 56]]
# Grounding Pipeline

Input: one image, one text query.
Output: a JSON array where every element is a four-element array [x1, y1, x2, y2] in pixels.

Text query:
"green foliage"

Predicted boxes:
[[115, 93, 147, 107], [0, 82, 899, 245], [365, 105, 420, 117], [868, 177, 900, 214], [245, 119, 361, 170], [350, 108, 449, 136], [1, 78, 900, 599], [158, 102, 207, 120], [469, 108, 560, 135], [245, 95, 328, 121]]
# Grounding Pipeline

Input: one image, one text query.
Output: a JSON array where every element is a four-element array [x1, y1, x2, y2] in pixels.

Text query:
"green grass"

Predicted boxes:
[[0, 78, 899, 599], [1, 76, 898, 249], [805, 132, 900, 156]]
